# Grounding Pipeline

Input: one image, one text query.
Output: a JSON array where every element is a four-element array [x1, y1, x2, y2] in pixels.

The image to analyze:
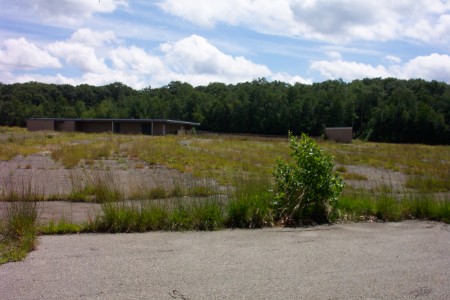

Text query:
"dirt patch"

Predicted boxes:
[[338, 164, 408, 191], [0, 153, 223, 224], [0, 152, 222, 198]]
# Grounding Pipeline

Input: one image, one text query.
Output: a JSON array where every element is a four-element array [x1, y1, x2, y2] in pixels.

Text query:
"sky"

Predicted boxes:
[[1, 0, 450, 89]]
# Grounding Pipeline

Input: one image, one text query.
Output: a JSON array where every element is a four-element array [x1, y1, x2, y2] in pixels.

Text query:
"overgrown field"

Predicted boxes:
[[1, 126, 449, 263]]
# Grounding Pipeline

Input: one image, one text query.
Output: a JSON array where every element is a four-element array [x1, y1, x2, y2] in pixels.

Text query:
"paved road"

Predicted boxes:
[[1, 221, 449, 299]]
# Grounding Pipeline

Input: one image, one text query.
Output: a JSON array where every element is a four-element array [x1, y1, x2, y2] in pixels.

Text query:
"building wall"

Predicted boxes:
[[166, 123, 182, 135], [27, 119, 54, 131], [55, 120, 76, 132], [77, 121, 112, 133], [325, 127, 352, 143], [26, 119, 198, 136], [120, 122, 142, 134], [152, 122, 164, 135]]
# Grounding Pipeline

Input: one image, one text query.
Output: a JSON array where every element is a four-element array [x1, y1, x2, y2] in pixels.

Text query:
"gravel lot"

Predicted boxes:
[[1, 221, 449, 299]]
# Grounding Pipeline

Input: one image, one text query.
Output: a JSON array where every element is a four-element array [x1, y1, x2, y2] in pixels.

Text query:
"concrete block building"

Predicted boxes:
[[325, 127, 353, 143], [27, 118, 200, 135]]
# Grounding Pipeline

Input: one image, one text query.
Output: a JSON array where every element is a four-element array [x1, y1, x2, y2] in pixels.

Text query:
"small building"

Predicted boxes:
[[26, 118, 200, 136], [325, 127, 352, 143]]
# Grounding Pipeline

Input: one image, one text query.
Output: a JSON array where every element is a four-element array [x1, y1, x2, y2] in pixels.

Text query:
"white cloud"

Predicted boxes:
[[311, 59, 391, 81], [47, 41, 109, 73], [385, 55, 402, 64], [0, 38, 61, 70], [2, 32, 303, 88], [271, 72, 312, 85], [311, 53, 450, 83], [160, 35, 272, 85], [70, 28, 117, 47], [402, 53, 450, 82], [4, 0, 127, 26], [109, 46, 164, 73], [46, 29, 116, 73], [14, 73, 78, 86], [326, 51, 342, 60], [157, 0, 450, 44]]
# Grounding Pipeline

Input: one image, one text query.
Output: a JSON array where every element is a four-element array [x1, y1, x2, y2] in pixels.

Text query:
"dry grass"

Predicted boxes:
[[127, 134, 288, 185], [1, 128, 449, 262], [321, 140, 450, 193], [2, 127, 449, 195], [342, 172, 368, 181]]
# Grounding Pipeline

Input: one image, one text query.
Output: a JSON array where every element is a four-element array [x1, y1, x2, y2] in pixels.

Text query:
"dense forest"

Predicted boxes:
[[0, 78, 449, 144]]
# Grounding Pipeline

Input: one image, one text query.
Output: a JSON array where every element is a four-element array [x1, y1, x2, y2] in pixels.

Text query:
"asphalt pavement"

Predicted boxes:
[[1, 221, 449, 299]]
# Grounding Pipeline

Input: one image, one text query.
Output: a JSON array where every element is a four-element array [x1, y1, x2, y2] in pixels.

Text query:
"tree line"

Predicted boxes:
[[0, 78, 449, 144]]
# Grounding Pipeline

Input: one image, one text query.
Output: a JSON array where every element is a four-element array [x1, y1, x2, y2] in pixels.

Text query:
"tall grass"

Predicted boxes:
[[51, 136, 119, 168], [0, 201, 38, 263], [333, 188, 450, 223], [0, 175, 45, 202], [91, 176, 274, 232], [94, 199, 224, 232], [225, 176, 274, 228], [67, 170, 123, 203]]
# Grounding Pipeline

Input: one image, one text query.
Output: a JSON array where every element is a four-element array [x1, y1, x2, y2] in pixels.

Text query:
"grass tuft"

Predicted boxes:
[[0, 201, 38, 264], [40, 220, 84, 234], [225, 177, 274, 228]]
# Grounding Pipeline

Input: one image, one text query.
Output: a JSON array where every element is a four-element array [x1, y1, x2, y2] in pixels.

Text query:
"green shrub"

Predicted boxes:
[[273, 132, 343, 224]]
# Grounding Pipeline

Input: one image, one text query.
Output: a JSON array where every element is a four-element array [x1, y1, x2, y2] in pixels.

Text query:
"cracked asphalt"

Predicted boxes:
[[1, 221, 449, 299]]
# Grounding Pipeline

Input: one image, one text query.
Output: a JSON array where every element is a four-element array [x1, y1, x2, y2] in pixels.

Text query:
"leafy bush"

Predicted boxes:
[[273, 132, 343, 224]]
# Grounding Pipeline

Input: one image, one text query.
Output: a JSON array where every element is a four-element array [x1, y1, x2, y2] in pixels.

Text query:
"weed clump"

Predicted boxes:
[[0, 201, 38, 263], [225, 177, 273, 228]]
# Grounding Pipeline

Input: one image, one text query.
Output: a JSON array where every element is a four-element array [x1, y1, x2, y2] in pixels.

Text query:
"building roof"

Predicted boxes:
[[27, 118, 200, 126]]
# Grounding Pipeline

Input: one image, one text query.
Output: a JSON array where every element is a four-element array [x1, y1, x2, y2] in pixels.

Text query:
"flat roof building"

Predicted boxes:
[[27, 118, 200, 136], [325, 127, 353, 143]]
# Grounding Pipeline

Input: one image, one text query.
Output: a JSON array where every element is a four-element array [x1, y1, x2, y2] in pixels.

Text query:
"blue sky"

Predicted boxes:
[[1, 0, 450, 89]]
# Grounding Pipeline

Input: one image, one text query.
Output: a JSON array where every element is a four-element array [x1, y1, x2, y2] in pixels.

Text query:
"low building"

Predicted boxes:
[[325, 127, 352, 143], [26, 118, 200, 136]]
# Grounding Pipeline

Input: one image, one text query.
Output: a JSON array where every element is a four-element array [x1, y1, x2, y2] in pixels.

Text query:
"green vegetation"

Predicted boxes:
[[51, 135, 122, 168], [225, 177, 273, 228], [334, 191, 450, 223], [341, 173, 368, 180], [1, 78, 449, 144], [40, 220, 85, 235], [67, 170, 123, 203], [274, 133, 343, 224], [94, 199, 224, 232], [1, 130, 449, 264], [0, 201, 38, 263]]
